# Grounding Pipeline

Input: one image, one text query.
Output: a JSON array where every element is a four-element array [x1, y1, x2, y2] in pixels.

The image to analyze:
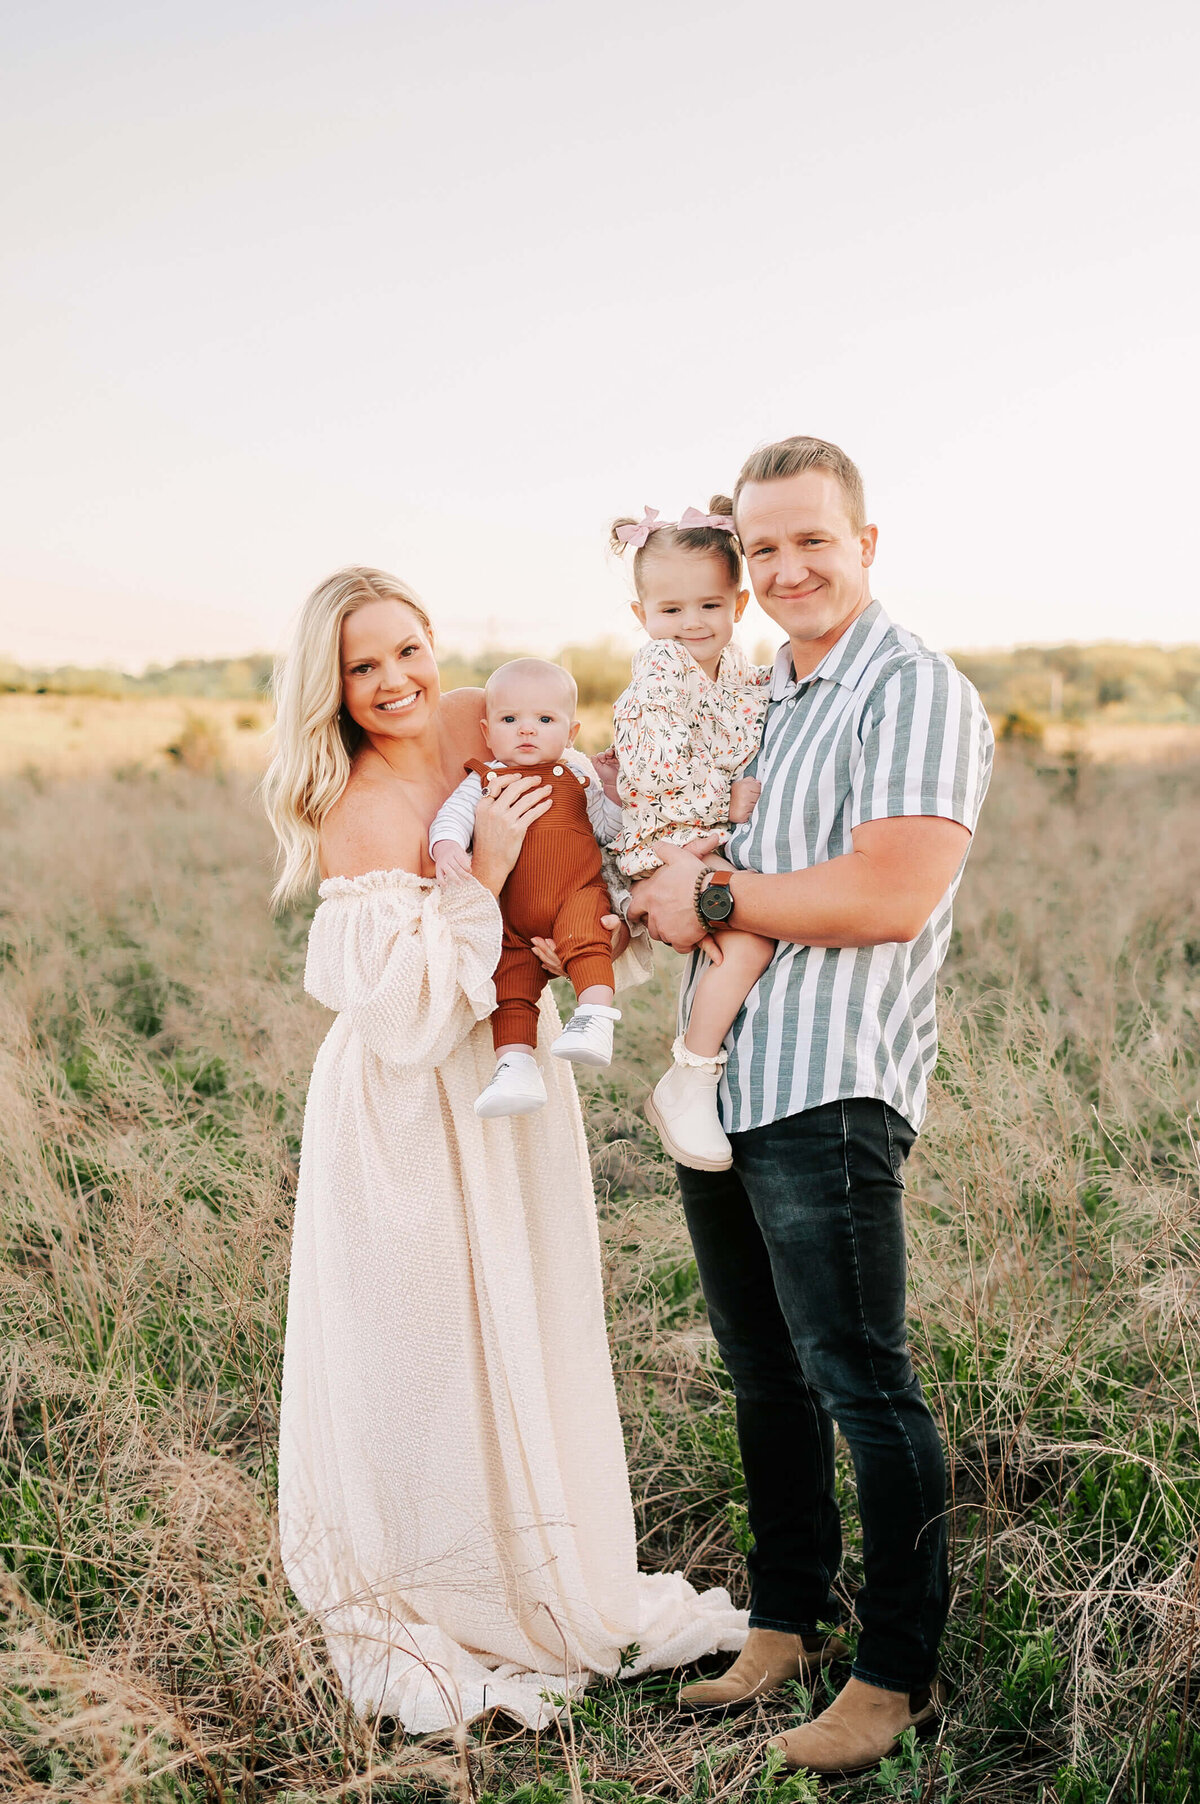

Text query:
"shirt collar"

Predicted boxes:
[[769, 599, 891, 701]]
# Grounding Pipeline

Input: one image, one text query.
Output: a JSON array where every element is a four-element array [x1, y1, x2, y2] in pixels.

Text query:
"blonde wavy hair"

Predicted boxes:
[[262, 566, 433, 909]]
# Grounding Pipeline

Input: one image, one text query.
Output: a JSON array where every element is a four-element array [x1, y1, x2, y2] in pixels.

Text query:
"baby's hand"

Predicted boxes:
[[591, 746, 621, 805], [728, 778, 762, 824], [432, 839, 473, 883]]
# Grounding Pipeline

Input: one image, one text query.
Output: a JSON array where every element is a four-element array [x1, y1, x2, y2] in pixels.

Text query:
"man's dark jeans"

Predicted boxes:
[[677, 1097, 948, 1692]]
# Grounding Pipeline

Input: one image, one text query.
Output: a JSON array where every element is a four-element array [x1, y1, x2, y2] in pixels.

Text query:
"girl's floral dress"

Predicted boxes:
[[611, 638, 772, 877]]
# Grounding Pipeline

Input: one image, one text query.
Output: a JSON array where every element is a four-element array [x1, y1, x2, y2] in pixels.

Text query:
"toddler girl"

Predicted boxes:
[[605, 501, 774, 1172], [429, 657, 624, 1120]]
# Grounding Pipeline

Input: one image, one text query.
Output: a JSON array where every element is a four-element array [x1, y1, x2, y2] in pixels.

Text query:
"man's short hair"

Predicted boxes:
[[733, 437, 867, 533]]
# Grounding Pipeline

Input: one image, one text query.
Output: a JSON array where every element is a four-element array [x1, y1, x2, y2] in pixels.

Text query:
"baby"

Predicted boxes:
[[603, 501, 775, 1173], [429, 657, 624, 1120]]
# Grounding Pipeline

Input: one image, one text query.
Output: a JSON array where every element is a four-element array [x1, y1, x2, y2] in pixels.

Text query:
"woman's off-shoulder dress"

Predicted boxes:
[[278, 870, 746, 1732]]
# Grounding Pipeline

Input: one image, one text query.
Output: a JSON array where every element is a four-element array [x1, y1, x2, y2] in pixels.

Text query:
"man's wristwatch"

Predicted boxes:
[[694, 868, 734, 930]]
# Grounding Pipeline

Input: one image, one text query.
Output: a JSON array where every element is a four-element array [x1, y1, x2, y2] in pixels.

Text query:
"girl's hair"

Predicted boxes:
[[261, 566, 433, 909], [609, 495, 741, 599]]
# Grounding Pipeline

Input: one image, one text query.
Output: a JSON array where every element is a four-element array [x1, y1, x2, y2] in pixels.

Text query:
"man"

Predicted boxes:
[[629, 437, 993, 1776]]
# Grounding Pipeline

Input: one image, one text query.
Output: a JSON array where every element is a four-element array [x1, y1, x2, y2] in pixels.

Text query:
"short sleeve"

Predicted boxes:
[[850, 657, 994, 832]]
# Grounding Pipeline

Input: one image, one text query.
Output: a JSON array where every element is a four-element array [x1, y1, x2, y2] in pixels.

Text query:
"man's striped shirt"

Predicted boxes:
[[679, 600, 994, 1134]]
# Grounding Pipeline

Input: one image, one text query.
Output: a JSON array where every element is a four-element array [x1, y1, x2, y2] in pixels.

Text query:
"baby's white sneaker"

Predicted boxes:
[[474, 1052, 547, 1118], [550, 1004, 621, 1068], [644, 1037, 732, 1171]]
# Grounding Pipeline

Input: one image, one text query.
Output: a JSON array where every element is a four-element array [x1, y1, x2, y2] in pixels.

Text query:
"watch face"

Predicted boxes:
[[701, 882, 734, 923]]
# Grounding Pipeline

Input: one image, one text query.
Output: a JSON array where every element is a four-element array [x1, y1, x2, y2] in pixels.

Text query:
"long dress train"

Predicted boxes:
[[278, 869, 746, 1732]]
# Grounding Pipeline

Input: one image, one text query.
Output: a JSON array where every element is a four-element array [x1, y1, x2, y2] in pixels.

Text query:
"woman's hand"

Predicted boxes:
[[532, 914, 630, 977], [606, 912, 632, 961], [470, 772, 553, 897]]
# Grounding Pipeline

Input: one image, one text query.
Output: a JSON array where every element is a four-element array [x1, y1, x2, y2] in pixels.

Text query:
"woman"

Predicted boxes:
[[263, 568, 746, 1733]]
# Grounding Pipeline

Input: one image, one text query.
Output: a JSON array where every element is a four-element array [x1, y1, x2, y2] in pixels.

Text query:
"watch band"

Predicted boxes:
[[694, 868, 733, 930], [692, 870, 709, 930]]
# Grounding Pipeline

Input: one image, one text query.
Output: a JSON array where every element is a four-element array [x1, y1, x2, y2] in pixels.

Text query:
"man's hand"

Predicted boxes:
[[532, 914, 630, 976], [627, 837, 725, 955], [728, 778, 762, 823], [432, 839, 473, 883]]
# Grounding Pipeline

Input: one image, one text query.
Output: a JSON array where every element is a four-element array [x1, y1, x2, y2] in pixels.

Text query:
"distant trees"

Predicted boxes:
[[434, 639, 634, 707], [0, 653, 275, 701], [4, 639, 1199, 726], [951, 643, 1200, 725]]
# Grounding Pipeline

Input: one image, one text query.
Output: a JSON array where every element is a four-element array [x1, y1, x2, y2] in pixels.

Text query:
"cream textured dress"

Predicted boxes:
[[278, 868, 746, 1733]]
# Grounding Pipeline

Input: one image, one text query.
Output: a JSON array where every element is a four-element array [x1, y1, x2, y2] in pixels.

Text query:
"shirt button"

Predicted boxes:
[[552, 765, 563, 776]]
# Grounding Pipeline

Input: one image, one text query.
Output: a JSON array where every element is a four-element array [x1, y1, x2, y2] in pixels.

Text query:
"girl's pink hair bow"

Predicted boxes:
[[615, 505, 736, 549], [679, 506, 737, 532], [614, 507, 662, 549]]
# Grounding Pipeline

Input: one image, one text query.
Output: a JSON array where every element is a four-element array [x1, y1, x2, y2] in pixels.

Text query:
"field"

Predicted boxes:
[[4, 691, 1200, 780], [0, 695, 270, 779], [1, 744, 1199, 1802]]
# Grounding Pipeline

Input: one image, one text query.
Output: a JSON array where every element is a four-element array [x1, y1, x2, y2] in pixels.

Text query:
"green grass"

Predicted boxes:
[[0, 751, 1198, 1800]]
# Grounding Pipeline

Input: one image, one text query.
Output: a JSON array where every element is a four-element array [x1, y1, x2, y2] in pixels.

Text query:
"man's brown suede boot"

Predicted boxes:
[[677, 1627, 848, 1716], [768, 1675, 945, 1774]]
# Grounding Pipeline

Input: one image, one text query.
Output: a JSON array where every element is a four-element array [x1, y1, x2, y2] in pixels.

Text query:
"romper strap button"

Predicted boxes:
[[552, 765, 563, 776]]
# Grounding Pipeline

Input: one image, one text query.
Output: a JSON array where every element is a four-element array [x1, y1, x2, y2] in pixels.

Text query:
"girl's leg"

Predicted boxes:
[[685, 929, 775, 1058], [645, 928, 774, 1170]]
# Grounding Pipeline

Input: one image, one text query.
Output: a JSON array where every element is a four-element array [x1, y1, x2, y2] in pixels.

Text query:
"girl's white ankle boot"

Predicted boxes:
[[644, 1037, 732, 1172]]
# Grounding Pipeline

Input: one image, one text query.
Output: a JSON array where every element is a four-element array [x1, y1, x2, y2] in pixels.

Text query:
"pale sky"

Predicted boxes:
[[2, 0, 1197, 670]]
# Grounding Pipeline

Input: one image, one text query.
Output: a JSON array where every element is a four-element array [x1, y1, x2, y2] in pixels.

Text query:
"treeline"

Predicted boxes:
[[0, 654, 275, 700], [437, 640, 636, 708], [0, 643, 639, 708], [952, 642, 1200, 725], [5, 640, 1199, 724]]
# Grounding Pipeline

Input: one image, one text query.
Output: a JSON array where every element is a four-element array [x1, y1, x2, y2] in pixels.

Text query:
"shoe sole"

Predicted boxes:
[[550, 1045, 612, 1067], [676, 1684, 773, 1720], [774, 1703, 943, 1777], [474, 1096, 547, 1118], [677, 1641, 851, 1718], [644, 1091, 733, 1172]]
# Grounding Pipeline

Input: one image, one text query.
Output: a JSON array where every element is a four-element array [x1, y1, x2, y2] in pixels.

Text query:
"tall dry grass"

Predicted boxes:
[[0, 695, 271, 779], [0, 751, 1198, 1802]]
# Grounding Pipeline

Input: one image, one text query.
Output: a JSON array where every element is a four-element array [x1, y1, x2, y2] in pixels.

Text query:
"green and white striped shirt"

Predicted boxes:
[[680, 600, 994, 1134]]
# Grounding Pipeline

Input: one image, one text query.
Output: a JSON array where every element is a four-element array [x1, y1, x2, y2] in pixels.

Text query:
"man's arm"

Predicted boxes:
[[628, 815, 971, 952]]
